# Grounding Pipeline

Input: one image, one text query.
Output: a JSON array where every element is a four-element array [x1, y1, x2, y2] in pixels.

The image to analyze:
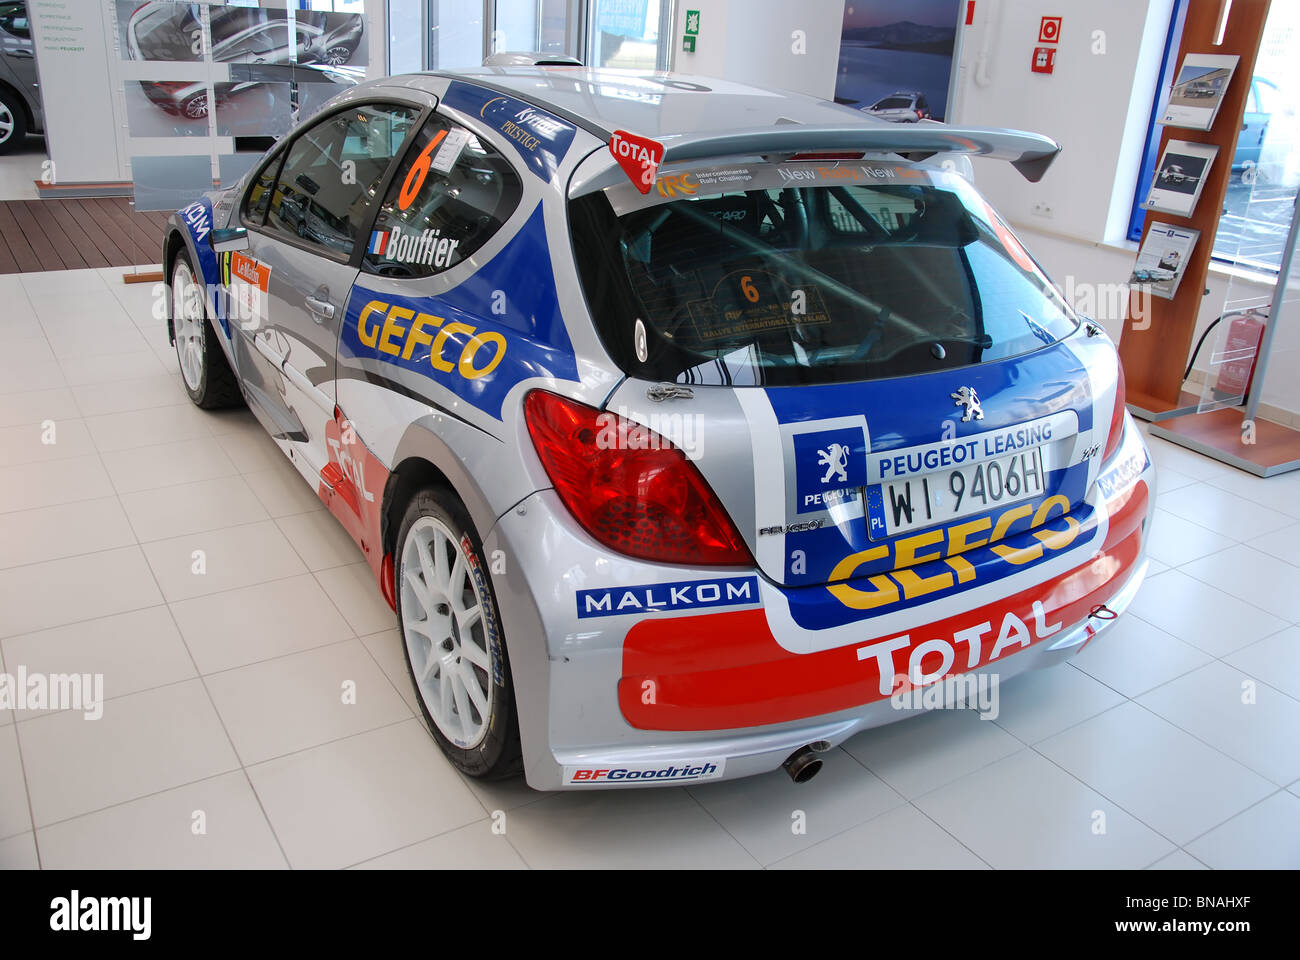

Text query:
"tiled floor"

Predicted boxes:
[[2, 266, 1300, 869]]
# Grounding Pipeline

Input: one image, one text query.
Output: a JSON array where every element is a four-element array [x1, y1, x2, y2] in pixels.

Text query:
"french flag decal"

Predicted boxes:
[[368, 230, 389, 256]]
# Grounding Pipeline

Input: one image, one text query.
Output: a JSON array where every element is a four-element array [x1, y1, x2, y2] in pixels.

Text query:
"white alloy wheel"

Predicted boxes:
[[0, 103, 13, 144], [172, 259, 206, 391], [400, 515, 495, 749]]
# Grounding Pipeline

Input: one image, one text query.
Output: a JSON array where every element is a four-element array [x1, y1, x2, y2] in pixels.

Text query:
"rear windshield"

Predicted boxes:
[[569, 162, 1079, 386]]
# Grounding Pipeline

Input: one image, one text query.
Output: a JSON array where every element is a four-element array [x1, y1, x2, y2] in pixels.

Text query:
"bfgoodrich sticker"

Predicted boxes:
[[564, 760, 725, 784]]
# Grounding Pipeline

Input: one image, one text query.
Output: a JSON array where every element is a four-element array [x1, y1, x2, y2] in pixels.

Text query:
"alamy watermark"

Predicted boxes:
[[0, 667, 104, 720]]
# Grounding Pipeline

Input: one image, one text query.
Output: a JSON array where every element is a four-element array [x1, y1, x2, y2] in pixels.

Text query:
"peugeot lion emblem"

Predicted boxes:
[[951, 386, 984, 422]]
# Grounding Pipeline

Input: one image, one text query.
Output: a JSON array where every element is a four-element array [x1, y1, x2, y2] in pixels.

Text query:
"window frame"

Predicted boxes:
[[358, 107, 527, 281], [238, 96, 432, 266]]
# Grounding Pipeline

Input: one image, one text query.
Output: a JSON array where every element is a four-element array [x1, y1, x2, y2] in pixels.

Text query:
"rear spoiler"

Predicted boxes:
[[571, 123, 1061, 196]]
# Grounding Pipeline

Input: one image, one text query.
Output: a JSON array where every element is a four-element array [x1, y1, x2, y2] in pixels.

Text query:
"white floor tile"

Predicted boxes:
[[1179, 544, 1300, 623], [1245, 523, 1300, 568], [990, 663, 1124, 744], [1223, 626, 1300, 702], [1036, 702, 1274, 845], [314, 562, 396, 636], [350, 821, 527, 869], [1138, 661, 1300, 786], [0, 357, 64, 395], [71, 374, 188, 417], [119, 475, 268, 542], [0, 831, 38, 868], [1146, 849, 1207, 869], [0, 725, 32, 840], [0, 497, 135, 570], [503, 786, 760, 869], [1184, 791, 1300, 869], [0, 546, 162, 638], [243, 463, 326, 517], [770, 803, 987, 869], [1070, 613, 1213, 699], [85, 403, 213, 453], [217, 430, 290, 475], [57, 350, 166, 387], [205, 640, 411, 765], [100, 437, 239, 494], [1157, 481, 1293, 541], [246, 719, 484, 870], [1144, 508, 1236, 568], [1127, 569, 1288, 657], [842, 706, 1022, 799], [141, 520, 305, 602], [36, 771, 287, 869], [688, 748, 904, 865], [914, 748, 1174, 868], [276, 510, 365, 571], [169, 574, 354, 675], [17, 679, 239, 827], [1201, 469, 1300, 521], [0, 454, 114, 514], [359, 629, 423, 719], [2, 607, 195, 718], [0, 387, 78, 429]]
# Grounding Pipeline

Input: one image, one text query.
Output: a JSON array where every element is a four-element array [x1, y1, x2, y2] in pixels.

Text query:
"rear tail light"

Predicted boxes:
[[917, 109, 924, 119], [1103, 360, 1127, 462], [523, 390, 753, 566]]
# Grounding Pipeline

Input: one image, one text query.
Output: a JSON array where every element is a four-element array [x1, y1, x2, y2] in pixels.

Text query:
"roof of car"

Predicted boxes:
[[394, 67, 886, 139]]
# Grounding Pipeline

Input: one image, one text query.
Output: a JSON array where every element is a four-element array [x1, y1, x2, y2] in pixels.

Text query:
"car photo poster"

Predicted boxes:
[[1144, 140, 1219, 217], [834, 0, 963, 123], [1161, 53, 1240, 131]]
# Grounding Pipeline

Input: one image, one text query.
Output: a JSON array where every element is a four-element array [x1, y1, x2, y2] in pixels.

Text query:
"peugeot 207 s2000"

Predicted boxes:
[[163, 68, 1154, 789]]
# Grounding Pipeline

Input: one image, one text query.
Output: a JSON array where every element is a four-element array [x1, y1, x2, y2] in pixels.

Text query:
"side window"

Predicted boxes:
[[243, 154, 282, 225], [263, 103, 419, 257], [361, 114, 523, 279], [0, 3, 29, 38]]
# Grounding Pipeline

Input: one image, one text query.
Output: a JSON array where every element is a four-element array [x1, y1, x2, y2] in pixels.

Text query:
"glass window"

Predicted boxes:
[[243, 153, 282, 225], [0, 1, 31, 38], [588, 0, 664, 70], [569, 166, 1079, 387], [361, 114, 522, 279], [263, 104, 420, 257]]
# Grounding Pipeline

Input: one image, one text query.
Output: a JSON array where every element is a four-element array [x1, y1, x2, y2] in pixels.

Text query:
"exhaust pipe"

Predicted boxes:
[[782, 745, 824, 783]]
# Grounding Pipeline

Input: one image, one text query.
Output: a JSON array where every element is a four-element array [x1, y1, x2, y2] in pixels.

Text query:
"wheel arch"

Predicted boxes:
[[0, 77, 34, 131]]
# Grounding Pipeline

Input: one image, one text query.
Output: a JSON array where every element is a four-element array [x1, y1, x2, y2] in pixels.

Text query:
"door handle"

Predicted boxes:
[[304, 295, 335, 322], [7, 50, 33, 59]]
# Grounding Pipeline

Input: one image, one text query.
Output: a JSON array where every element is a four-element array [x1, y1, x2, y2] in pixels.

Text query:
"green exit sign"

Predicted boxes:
[[684, 9, 700, 36]]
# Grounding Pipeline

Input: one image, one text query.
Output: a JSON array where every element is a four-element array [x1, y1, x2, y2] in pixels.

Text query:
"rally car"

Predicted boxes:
[[163, 68, 1154, 790]]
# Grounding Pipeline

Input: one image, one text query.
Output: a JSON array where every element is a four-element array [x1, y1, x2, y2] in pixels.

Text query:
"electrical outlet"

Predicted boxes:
[[1032, 201, 1054, 218]]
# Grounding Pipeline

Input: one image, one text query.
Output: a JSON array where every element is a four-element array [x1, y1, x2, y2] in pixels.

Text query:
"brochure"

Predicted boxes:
[[1161, 53, 1240, 130], [1144, 140, 1219, 217], [1129, 223, 1200, 299]]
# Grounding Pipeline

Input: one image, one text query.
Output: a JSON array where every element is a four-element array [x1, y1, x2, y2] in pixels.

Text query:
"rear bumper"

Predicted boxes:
[[487, 418, 1154, 790]]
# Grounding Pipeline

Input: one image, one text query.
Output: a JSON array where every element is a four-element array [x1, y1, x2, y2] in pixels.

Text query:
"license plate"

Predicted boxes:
[[865, 446, 1048, 538]]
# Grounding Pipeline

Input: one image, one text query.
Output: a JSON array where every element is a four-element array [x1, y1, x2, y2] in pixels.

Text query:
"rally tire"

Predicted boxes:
[[0, 87, 27, 155], [170, 250, 243, 410], [395, 487, 523, 779]]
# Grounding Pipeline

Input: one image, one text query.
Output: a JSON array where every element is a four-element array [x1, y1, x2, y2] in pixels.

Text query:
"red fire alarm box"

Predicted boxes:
[[1031, 47, 1056, 73]]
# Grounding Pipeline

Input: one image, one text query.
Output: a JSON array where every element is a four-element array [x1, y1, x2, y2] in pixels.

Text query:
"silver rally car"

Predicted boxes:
[[164, 68, 1154, 789]]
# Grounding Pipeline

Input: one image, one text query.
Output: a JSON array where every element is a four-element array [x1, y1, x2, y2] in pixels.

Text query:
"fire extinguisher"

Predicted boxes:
[[1214, 309, 1267, 398]]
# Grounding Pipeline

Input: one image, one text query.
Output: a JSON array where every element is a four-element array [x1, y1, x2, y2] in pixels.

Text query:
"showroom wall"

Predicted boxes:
[[671, 0, 845, 100]]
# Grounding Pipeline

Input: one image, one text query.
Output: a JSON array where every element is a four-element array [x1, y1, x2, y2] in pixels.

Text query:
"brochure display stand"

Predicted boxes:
[[1118, 0, 1270, 422]]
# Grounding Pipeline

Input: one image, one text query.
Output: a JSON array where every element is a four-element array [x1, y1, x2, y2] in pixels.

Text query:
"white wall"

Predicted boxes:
[[671, 0, 844, 100], [953, 0, 1173, 244]]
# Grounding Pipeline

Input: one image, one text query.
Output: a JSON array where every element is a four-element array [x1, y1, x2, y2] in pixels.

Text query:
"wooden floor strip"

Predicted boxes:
[[0, 196, 168, 275]]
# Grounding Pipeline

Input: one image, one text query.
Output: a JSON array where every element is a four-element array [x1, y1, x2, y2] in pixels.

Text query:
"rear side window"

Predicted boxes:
[[568, 164, 1079, 387], [0, 2, 29, 38], [361, 114, 523, 279], [875, 97, 911, 109], [261, 103, 419, 257]]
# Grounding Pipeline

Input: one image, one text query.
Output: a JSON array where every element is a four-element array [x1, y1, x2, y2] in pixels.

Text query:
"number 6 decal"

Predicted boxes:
[[398, 128, 449, 211]]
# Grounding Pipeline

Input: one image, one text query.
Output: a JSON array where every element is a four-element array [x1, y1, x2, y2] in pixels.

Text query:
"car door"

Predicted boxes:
[[238, 100, 422, 477], [0, 2, 39, 105]]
